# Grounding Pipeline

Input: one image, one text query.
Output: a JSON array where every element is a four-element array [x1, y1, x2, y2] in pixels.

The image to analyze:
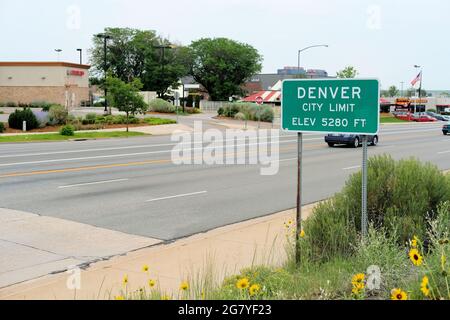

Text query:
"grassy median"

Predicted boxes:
[[0, 131, 146, 143]]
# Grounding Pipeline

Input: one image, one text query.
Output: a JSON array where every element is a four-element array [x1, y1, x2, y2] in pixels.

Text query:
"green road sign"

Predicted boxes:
[[282, 79, 380, 134]]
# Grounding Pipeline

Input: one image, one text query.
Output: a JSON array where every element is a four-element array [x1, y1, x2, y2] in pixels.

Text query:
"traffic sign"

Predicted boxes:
[[255, 96, 264, 105], [282, 79, 380, 135]]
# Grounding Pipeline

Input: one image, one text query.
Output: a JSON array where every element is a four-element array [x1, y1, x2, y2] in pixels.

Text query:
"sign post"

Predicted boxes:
[[282, 79, 380, 261], [256, 96, 263, 129]]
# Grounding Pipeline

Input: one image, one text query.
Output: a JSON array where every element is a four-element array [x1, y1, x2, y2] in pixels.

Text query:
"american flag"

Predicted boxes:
[[411, 72, 422, 87]]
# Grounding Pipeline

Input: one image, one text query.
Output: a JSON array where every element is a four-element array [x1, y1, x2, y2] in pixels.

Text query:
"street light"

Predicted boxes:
[[96, 33, 112, 114], [55, 49, 62, 61], [152, 44, 176, 98], [76, 49, 82, 64], [294, 44, 328, 265], [297, 45, 329, 77]]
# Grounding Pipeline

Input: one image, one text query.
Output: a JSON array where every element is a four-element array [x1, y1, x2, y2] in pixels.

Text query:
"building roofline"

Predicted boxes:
[[0, 62, 91, 69]]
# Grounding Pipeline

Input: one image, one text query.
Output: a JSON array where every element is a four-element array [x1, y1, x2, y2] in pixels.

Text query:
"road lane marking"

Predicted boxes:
[[0, 138, 321, 167], [0, 159, 171, 179], [343, 165, 361, 170], [58, 178, 129, 189], [146, 191, 207, 203], [438, 150, 450, 155], [0, 134, 304, 159]]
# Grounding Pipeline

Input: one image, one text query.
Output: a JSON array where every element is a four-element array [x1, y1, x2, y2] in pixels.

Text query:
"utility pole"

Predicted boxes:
[[153, 44, 175, 98], [96, 33, 111, 114], [77, 49, 82, 64]]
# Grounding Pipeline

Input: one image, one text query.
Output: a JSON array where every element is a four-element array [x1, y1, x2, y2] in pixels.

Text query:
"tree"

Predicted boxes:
[[188, 38, 263, 101], [405, 87, 427, 98], [336, 66, 358, 79], [90, 28, 190, 96], [106, 76, 148, 132], [383, 85, 399, 97]]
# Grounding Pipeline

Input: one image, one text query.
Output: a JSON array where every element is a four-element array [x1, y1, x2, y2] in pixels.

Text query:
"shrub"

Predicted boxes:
[[60, 125, 75, 136], [148, 99, 175, 113], [8, 108, 39, 130], [259, 106, 275, 122], [300, 155, 450, 263], [218, 107, 224, 116], [0, 102, 5, 108], [48, 105, 68, 125], [84, 113, 98, 124], [234, 112, 246, 121], [0, 122, 4, 133], [33, 111, 50, 128]]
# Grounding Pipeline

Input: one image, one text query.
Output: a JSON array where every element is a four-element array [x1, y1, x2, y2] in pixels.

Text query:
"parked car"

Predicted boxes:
[[425, 111, 448, 121], [325, 134, 379, 148], [394, 112, 413, 121], [411, 114, 437, 122], [442, 115, 450, 121], [443, 122, 450, 135]]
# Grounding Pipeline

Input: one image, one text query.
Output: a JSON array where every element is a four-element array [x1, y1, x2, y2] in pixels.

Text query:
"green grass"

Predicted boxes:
[[380, 117, 409, 123], [144, 117, 177, 126], [0, 131, 146, 143]]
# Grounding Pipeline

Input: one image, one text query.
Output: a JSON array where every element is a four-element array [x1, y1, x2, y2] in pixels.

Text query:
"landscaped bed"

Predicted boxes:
[[0, 112, 176, 134]]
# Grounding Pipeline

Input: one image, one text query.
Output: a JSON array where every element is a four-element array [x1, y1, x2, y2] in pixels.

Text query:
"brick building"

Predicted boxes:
[[0, 62, 90, 108]]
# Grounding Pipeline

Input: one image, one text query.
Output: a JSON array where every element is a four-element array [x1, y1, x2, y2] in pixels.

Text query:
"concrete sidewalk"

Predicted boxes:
[[0, 205, 316, 300]]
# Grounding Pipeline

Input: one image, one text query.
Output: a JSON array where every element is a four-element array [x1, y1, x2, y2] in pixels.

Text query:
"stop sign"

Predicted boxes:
[[255, 96, 264, 105]]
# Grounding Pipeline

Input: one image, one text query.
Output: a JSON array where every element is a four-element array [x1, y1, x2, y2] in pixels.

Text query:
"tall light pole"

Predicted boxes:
[[55, 49, 62, 61], [77, 49, 82, 64], [295, 44, 328, 265], [152, 44, 175, 98], [297, 44, 329, 78], [96, 33, 112, 114]]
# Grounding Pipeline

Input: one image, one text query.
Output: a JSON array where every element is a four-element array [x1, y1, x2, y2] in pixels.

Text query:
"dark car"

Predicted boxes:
[[325, 134, 379, 148], [443, 122, 450, 135]]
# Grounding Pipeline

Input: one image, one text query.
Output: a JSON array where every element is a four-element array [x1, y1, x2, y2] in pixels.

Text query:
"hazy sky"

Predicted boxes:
[[1, 0, 449, 89]]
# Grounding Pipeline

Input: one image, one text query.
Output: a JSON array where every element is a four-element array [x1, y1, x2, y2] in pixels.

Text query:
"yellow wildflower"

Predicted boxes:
[[249, 284, 261, 296], [441, 253, 447, 271], [351, 273, 365, 286], [148, 279, 156, 288], [115, 295, 125, 300], [391, 288, 408, 300], [411, 236, 419, 248], [180, 281, 189, 291], [142, 265, 149, 273], [236, 278, 250, 290], [409, 248, 423, 266], [420, 276, 430, 297], [122, 274, 129, 286], [299, 230, 306, 238]]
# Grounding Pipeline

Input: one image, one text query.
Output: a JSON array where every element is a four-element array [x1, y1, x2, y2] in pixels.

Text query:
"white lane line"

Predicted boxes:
[[146, 191, 207, 203], [343, 165, 361, 171], [0, 134, 303, 159], [58, 178, 129, 189], [438, 150, 450, 155], [0, 138, 321, 168]]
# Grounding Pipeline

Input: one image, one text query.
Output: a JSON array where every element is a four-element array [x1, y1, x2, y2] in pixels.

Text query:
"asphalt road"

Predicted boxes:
[[0, 121, 448, 241]]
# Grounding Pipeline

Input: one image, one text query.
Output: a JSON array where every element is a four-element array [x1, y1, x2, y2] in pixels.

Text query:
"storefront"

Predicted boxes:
[[0, 62, 90, 109]]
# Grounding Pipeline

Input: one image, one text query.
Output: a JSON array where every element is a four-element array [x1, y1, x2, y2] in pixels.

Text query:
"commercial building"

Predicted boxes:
[[0, 62, 90, 109]]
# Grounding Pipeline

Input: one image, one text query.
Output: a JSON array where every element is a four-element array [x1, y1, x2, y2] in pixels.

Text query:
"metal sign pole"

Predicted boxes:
[[296, 132, 303, 265], [361, 135, 369, 239]]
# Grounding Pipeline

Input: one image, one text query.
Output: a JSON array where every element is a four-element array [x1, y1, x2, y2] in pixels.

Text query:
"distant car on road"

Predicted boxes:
[[325, 134, 379, 148], [425, 111, 448, 121], [411, 114, 437, 122], [443, 122, 450, 135]]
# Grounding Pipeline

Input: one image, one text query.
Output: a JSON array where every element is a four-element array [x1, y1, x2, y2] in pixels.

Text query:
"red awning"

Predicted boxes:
[[243, 91, 281, 103]]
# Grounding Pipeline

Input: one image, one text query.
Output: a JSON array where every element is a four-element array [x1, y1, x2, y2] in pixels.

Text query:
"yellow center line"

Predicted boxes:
[[0, 141, 326, 179]]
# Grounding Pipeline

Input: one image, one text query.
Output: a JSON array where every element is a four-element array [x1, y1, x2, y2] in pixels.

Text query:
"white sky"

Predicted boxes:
[[1, 0, 449, 90]]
